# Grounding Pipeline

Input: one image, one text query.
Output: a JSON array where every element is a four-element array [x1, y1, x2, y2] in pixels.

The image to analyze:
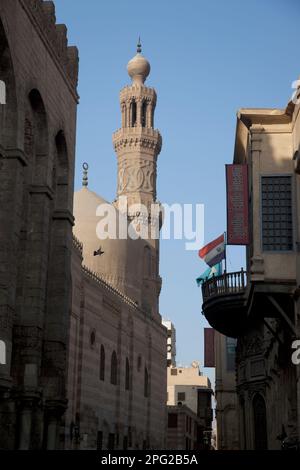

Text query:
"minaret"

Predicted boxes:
[[113, 39, 162, 214], [112, 40, 162, 316]]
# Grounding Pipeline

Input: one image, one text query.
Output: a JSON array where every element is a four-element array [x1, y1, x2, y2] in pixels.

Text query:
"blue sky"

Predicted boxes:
[[55, 0, 299, 384]]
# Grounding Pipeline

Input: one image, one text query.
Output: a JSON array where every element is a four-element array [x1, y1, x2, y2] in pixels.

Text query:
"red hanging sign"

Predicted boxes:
[[226, 164, 249, 245]]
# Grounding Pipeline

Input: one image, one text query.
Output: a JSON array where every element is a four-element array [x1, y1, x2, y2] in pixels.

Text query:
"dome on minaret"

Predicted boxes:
[[127, 39, 150, 85]]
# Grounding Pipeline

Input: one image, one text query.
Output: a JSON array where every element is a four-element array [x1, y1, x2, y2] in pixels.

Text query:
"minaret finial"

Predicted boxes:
[[82, 162, 89, 187], [137, 36, 142, 53]]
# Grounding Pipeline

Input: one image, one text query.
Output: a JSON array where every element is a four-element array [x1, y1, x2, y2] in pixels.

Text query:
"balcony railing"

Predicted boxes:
[[201, 269, 248, 303]]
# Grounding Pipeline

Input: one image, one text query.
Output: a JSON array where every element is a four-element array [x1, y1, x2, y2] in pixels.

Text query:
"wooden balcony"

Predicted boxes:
[[201, 270, 248, 338]]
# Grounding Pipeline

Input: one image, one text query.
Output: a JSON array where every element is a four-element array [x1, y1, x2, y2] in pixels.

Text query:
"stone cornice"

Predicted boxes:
[[113, 127, 162, 154], [19, 0, 79, 101]]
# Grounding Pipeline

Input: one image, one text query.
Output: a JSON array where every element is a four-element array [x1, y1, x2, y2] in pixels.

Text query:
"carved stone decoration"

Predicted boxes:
[[13, 326, 43, 352], [245, 335, 263, 357], [118, 159, 155, 194]]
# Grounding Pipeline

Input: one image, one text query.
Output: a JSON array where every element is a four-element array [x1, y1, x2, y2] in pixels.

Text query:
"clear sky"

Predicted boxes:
[[55, 0, 300, 384]]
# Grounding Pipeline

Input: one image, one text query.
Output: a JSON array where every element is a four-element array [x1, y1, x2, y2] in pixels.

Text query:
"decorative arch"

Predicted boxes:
[[130, 100, 137, 127], [28, 88, 48, 184], [54, 130, 69, 210], [252, 393, 268, 450], [0, 18, 18, 148]]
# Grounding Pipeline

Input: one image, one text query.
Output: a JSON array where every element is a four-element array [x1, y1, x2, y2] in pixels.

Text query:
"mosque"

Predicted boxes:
[[67, 41, 167, 450]]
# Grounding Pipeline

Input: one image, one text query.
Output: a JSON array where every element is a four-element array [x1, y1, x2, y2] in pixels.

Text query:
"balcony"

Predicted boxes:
[[201, 270, 248, 338]]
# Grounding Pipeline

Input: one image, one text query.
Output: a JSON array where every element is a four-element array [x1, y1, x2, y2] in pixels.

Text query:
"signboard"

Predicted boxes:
[[204, 328, 215, 368], [226, 164, 249, 245]]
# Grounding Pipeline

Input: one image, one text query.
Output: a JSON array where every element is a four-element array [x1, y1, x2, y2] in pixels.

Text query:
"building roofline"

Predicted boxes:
[[233, 97, 297, 164]]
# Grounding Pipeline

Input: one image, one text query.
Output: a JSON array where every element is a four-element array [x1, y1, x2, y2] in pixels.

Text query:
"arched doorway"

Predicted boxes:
[[253, 393, 268, 449]]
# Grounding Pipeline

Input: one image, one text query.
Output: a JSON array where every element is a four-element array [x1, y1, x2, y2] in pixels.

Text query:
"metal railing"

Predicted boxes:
[[201, 269, 248, 302]]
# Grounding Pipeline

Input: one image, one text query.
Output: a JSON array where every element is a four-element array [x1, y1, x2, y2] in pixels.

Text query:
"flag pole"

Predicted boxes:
[[224, 231, 227, 273]]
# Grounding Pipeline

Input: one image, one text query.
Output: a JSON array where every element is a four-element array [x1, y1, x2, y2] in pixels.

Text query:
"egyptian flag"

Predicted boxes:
[[198, 234, 225, 267]]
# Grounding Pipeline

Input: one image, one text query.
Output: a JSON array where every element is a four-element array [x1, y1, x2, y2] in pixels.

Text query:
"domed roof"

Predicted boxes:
[[127, 39, 150, 85], [73, 186, 145, 304]]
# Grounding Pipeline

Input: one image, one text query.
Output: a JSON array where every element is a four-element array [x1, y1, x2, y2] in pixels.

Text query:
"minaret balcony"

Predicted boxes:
[[201, 270, 248, 338], [113, 127, 161, 139], [113, 127, 162, 153]]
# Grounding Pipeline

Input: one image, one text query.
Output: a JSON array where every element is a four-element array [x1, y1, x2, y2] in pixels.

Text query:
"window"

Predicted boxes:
[[168, 413, 178, 428], [125, 358, 130, 391], [178, 392, 186, 402], [144, 367, 149, 398], [130, 100, 137, 127], [97, 431, 103, 451], [226, 337, 237, 372], [171, 368, 177, 376], [108, 433, 115, 450], [110, 351, 118, 385], [137, 355, 142, 372], [90, 330, 96, 347], [253, 394, 268, 450], [100, 345, 105, 381], [261, 176, 293, 251]]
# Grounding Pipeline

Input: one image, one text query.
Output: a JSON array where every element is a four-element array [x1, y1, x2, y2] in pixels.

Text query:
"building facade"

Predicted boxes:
[[162, 320, 176, 367], [214, 332, 239, 450], [0, 0, 79, 449], [166, 363, 213, 448], [0, 0, 167, 451], [66, 43, 167, 450], [167, 404, 205, 450], [202, 78, 300, 449]]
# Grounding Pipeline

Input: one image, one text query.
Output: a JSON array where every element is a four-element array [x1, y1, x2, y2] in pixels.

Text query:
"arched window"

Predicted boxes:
[[130, 100, 137, 127], [144, 367, 149, 398], [125, 358, 130, 391], [253, 394, 267, 450], [141, 101, 147, 127], [110, 351, 118, 385], [54, 130, 69, 211], [137, 355, 142, 372], [100, 345, 105, 381]]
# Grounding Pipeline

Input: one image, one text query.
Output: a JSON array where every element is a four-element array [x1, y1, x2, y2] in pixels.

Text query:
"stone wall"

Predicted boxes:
[[0, 0, 78, 449], [65, 242, 167, 450]]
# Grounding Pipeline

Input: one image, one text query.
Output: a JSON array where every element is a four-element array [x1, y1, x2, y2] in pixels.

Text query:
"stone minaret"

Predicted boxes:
[[113, 41, 162, 316]]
